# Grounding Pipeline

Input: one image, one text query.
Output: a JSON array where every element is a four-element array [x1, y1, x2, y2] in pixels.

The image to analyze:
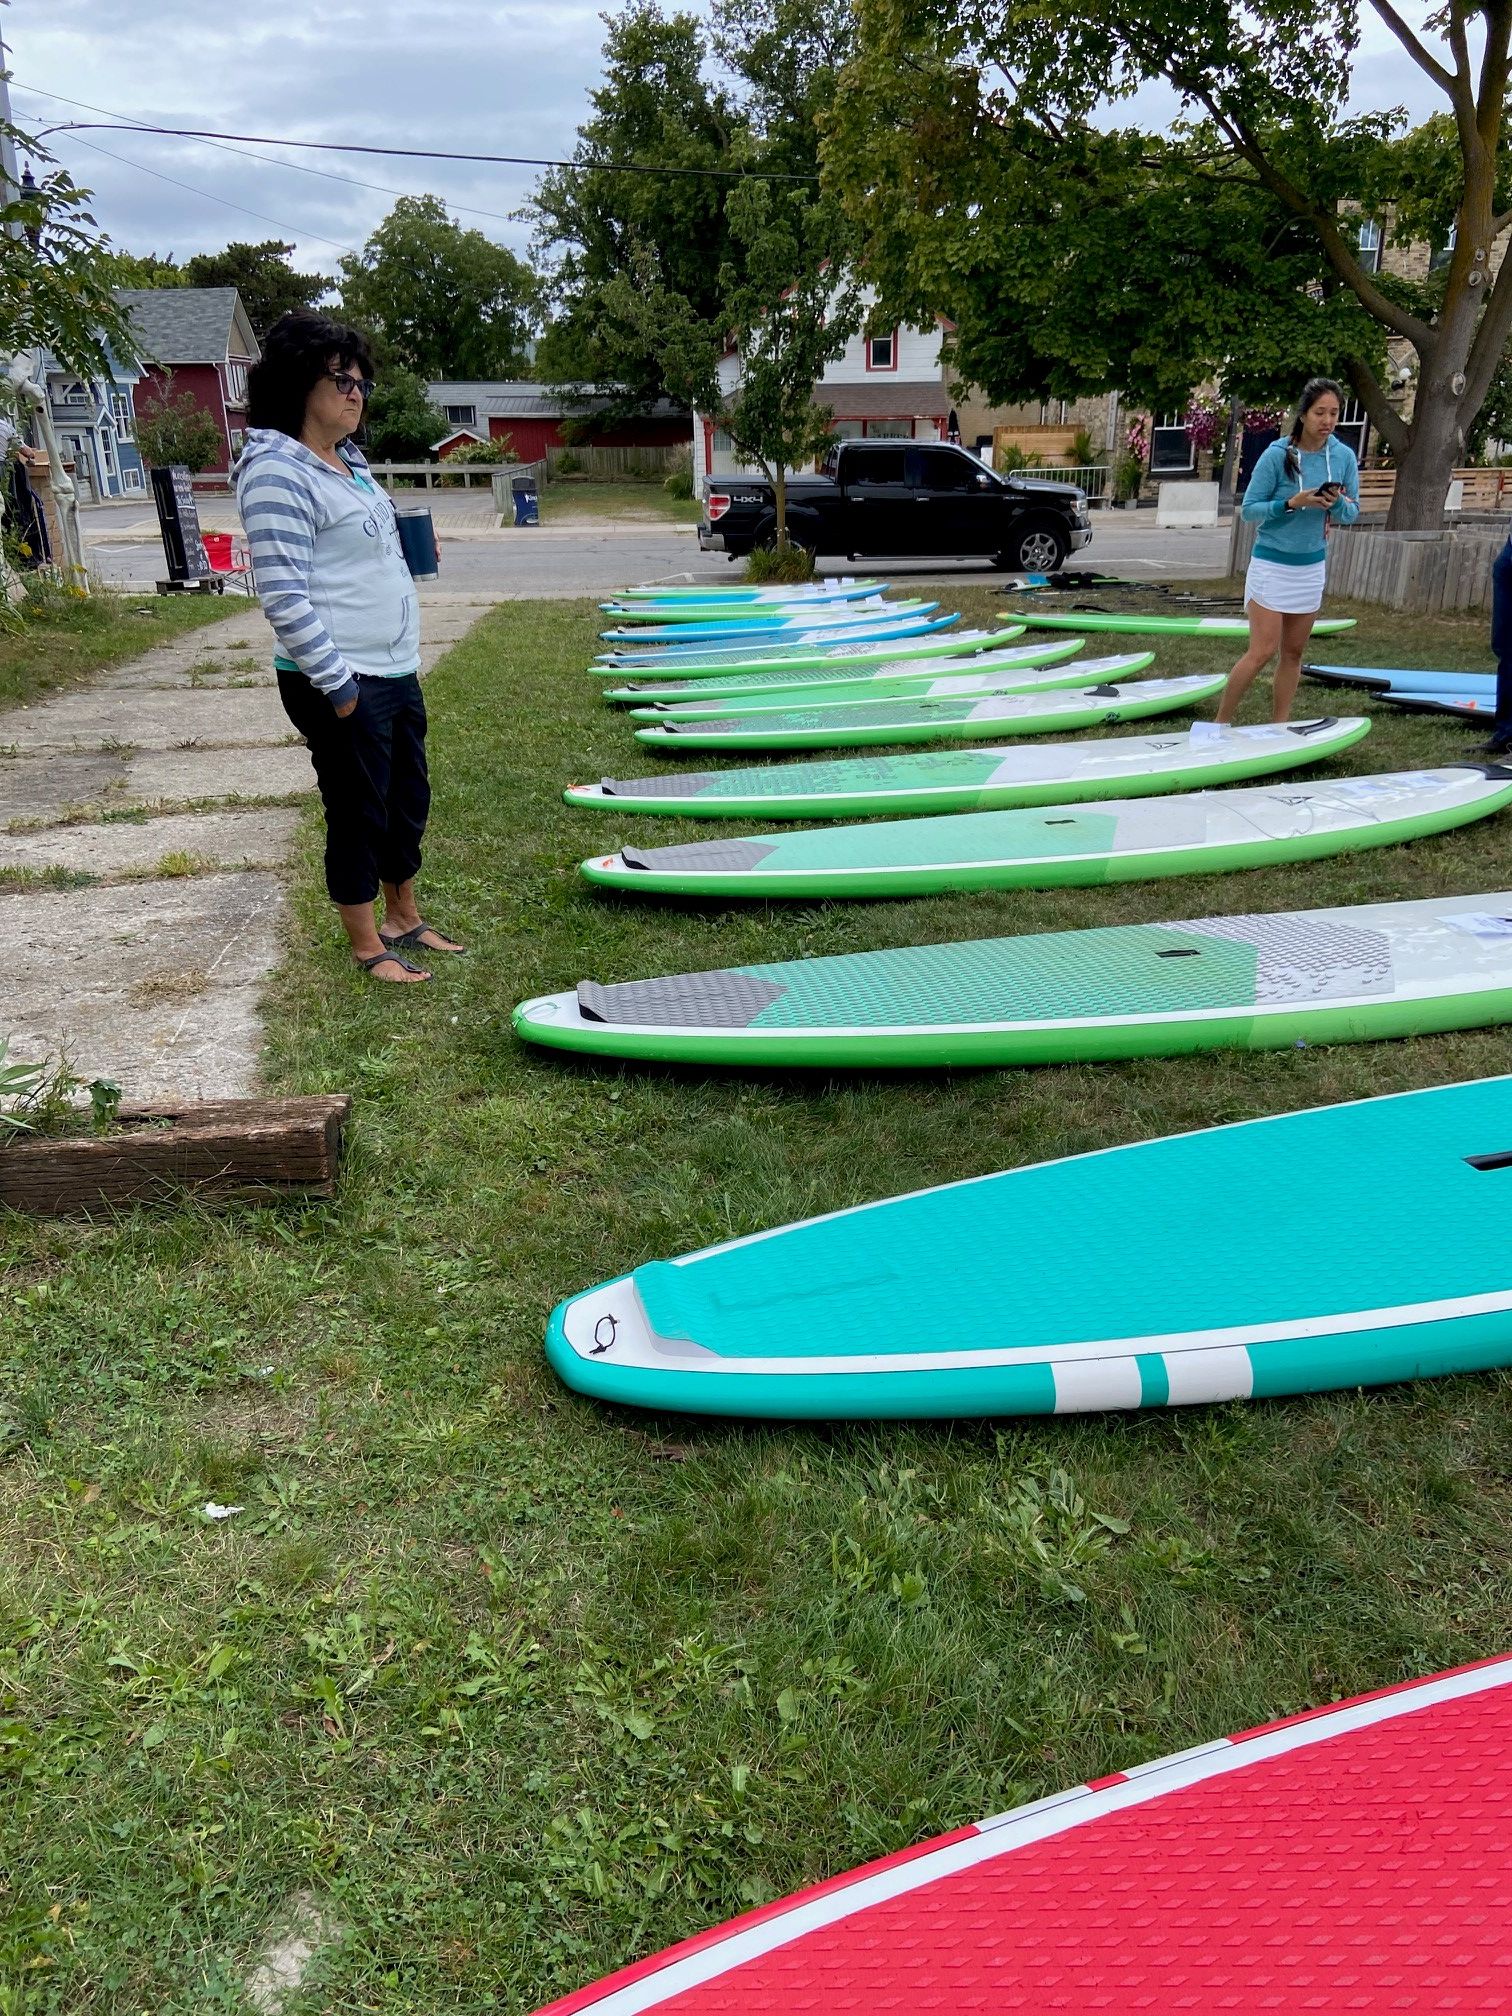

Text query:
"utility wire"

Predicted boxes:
[[62, 130, 359, 254], [14, 82, 536, 230], [40, 117, 819, 183]]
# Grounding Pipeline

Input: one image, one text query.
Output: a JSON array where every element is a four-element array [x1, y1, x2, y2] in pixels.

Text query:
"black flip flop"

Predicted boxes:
[[356, 949, 431, 979], [379, 919, 467, 954]]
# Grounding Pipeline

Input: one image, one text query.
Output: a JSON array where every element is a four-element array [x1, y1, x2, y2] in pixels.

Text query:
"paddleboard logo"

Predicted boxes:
[[591, 1314, 618, 1355]]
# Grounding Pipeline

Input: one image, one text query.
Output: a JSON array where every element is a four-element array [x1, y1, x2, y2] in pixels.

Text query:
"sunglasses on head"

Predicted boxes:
[[326, 369, 374, 400]]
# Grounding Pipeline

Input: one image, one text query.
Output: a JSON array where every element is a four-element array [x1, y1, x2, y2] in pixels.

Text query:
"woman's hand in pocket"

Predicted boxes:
[[333, 692, 359, 719]]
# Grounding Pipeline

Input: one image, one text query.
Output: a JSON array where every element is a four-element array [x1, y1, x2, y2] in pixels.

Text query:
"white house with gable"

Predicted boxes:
[[693, 299, 957, 490]]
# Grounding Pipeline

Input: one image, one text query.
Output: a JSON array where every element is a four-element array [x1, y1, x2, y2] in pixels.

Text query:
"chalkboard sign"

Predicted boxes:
[[151, 464, 211, 582]]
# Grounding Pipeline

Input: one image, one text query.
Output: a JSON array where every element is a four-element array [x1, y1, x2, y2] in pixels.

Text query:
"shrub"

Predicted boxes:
[[745, 542, 816, 585], [1113, 451, 1144, 502], [664, 467, 694, 500], [996, 443, 1043, 473], [135, 376, 223, 472], [1071, 426, 1097, 466], [443, 436, 516, 465], [555, 450, 583, 476]]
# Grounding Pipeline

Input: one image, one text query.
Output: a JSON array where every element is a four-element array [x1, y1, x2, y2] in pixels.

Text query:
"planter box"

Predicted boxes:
[[1228, 517, 1507, 613]]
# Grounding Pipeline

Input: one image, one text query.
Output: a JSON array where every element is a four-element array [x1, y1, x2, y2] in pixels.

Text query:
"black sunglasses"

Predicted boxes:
[[326, 369, 374, 400]]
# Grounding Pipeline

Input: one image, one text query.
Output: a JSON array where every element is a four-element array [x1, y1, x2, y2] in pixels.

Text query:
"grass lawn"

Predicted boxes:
[[6, 581, 1512, 2011], [542, 477, 700, 526], [0, 585, 243, 713]]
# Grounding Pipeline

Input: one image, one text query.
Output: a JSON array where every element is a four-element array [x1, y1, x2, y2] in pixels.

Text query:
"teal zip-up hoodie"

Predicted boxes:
[[1242, 437, 1360, 566]]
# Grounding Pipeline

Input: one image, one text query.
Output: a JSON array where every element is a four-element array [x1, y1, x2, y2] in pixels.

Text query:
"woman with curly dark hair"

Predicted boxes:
[[236, 309, 463, 983]]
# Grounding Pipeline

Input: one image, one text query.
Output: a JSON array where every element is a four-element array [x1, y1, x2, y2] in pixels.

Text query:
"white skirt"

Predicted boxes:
[[1245, 556, 1326, 615]]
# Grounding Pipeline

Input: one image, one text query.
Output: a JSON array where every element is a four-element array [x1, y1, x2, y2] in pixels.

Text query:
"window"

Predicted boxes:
[[1357, 217, 1383, 274], [229, 428, 246, 458], [62, 381, 88, 405], [444, 403, 477, 426], [1430, 222, 1457, 274], [865, 330, 897, 371], [849, 445, 907, 484], [123, 467, 143, 491], [910, 446, 978, 491], [100, 427, 115, 474], [830, 419, 864, 440], [1333, 396, 1368, 462], [111, 392, 133, 439], [225, 360, 248, 404], [1150, 410, 1196, 473], [864, 418, 912, 438]]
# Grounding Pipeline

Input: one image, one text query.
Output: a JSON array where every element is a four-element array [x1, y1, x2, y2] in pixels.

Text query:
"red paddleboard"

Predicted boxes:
[[533, 1654, 1512, 2013]]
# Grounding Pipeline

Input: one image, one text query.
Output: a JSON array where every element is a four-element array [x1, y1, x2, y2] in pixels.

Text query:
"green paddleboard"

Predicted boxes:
[[600, 635, 1077, 705], [545, 1076, 1512, 1418], [632, 675, 1226, 751], [564, 717, 1373, 820], [593, 628, 1026, 680], [627, 653, 1156, 720], [1008, 611, 1357, 637], [580, 765, 1512, 900], [513, 889, 1512, 1069]]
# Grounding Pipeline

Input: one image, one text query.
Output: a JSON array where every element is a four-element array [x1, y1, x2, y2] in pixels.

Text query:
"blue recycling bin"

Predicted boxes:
[[512, 475, 539, 527]]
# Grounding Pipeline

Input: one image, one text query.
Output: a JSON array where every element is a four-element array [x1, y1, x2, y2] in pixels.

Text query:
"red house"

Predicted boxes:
[[426, 380, 689, 461], [115, 288, 260, 483]]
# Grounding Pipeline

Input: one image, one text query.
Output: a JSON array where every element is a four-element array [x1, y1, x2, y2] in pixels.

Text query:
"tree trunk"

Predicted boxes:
[[774, 463, 788, 549], [1385, 389, 1465, 530]]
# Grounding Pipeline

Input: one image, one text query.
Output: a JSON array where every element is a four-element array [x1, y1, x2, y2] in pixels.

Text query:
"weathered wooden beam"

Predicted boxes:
[[0, 1095, 352, 1216]]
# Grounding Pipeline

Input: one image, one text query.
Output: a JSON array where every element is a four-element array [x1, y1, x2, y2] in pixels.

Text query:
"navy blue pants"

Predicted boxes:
[[1492, 539, 1512, 747], [279, 670, 430, 906]]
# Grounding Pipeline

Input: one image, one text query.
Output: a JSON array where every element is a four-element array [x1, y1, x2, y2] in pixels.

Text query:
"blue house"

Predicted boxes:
[[41, 341, 147, 501]]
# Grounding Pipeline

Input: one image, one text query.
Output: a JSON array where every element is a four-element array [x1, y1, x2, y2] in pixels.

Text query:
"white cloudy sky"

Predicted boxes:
[[3, 0, 1447, 281]]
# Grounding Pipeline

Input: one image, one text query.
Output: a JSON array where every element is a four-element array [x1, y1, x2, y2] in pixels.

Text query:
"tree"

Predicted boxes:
[[604, 184, 862, 545], [829, 0, 1512, 528], [0, 121, 142, 380], [181, 240, 328, 341], [134, 377, 224, 472], [529, 5, 750, 403], [338, 197, 539, 379], [107, 250, 185, 290], [361, 368, 450, 460]]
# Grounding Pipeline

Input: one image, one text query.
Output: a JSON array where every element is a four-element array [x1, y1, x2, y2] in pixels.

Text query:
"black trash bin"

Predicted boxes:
[[512, 475, 539, 528]]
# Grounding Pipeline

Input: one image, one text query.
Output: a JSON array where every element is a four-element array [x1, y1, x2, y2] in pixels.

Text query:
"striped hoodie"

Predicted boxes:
[[236, 428, 420, 708]]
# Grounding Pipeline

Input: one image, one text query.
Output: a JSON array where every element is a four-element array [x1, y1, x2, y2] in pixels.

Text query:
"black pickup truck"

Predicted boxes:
[[699, 439, 1093, 570]]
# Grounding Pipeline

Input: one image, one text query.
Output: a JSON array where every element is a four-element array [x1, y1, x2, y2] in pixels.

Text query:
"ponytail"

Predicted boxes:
[[1284, 376, 1345, 479]]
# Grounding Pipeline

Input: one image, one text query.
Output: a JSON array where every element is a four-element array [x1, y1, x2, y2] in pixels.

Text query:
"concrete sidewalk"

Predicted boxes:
[[1, 591, 496, 1100]]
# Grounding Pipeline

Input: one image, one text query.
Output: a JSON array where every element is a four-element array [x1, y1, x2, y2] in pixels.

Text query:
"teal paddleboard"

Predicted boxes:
[[564, 716, 1373, 820], [513, 888, 1512, 1069], [580, 765, 1512, 900], [545, 1076, 1512, 1418], [627, 653, 1155, 720], [595, 627, 1029, 679], [632, 675, 1225, 751], [600, 601, 939, 644], [1008, 611, 1357, 637]]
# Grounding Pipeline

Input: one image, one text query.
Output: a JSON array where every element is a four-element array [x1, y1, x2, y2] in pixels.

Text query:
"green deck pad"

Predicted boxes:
[[592, 627, 1025, 678], [544, 1077, 1512, 1417], [1008, 610, 1358, 637], [564, 717, 1374, 821], [632, 675, 1227, 750], [625, 654, 1155, 719], [512, 889, 1512, 1068], [601, 636, 1074, 705], [579, 767, 1512, 900]]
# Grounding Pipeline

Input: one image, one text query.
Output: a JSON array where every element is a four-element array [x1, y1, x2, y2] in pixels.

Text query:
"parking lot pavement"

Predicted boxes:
[[83, 507, 1234, 601]]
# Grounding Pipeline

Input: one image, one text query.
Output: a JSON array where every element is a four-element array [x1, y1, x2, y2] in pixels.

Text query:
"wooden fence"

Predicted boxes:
[[1229, 514, 1509, 613], [546, 443, 687, 479], [364, 459, 545, 492]]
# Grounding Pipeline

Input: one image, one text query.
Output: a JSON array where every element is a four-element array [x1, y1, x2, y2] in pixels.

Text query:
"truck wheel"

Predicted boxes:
[[998, 517, 1069, 572]]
